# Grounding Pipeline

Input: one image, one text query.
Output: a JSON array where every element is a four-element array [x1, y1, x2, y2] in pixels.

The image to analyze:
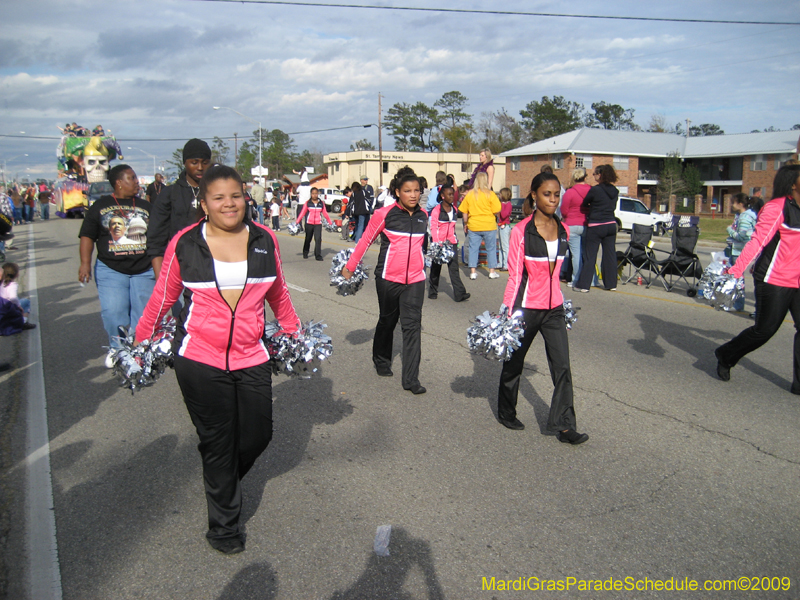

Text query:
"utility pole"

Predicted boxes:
[[378, 92, 384, 186], [685, 119, 691, 138], [234, 133, 238, 167]]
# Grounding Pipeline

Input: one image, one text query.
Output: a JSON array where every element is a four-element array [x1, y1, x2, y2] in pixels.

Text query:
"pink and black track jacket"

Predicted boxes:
[[503, 215, 569, 310], [296, 200, 332, 226], [136, 221, 300, 371], [429, 204, 458, 245], [346, 203, 429, 284], [730, 196, 800, 288]]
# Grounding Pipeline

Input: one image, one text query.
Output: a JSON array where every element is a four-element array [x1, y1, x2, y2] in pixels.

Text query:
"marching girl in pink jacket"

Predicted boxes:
[[136, 165, 300, 555], [342, 166, 428, 395], [295, 187, 333, 260], [428, 183, 470, 302], [496, 172, 589, 445]]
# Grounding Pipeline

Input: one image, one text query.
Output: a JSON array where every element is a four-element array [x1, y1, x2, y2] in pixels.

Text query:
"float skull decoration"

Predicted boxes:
[[83, 137, 110, 183]]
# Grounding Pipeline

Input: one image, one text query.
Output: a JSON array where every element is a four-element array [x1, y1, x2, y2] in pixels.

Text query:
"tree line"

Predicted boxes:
[[383, 92, 800, 154]]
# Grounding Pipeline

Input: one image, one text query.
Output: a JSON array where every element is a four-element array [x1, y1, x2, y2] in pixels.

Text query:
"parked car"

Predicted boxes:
[[509, 197, 526, 222], [615, 196, 671, 235], [87, 180, 113, 206], [317, 187, 346, 213]]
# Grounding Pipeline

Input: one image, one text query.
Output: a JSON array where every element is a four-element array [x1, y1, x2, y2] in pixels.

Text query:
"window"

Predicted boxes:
[[613, 155, 629, 170], [775, 153, 793, 169], [751, 154, 766, 171], [382, 161, 389, 173], [334, 163, 339, 172], [510, 157, 521, 171], [552, 154, 564, 170], [616, 186, 629, 195], [575, 154, 592, 170], [461, 162, 471, 172], [511, 185, 520, 198]]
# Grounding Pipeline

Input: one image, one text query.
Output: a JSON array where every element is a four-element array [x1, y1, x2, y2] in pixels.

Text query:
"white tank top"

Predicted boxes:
[[202, 223, 248, 290], [545, 239, 559, 261]]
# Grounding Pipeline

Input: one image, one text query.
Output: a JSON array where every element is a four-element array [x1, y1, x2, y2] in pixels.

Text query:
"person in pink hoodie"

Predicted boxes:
[[558, 168, 591, 286]]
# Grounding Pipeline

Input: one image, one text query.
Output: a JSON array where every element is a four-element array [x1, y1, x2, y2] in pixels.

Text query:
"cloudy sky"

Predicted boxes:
[[1, 0, 798, 179]]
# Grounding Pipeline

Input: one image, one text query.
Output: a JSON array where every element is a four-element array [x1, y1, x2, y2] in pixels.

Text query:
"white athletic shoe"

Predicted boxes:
[[104, 350, 116, 369], [489, 272, 500, 279], [469, 273, 477, 280]]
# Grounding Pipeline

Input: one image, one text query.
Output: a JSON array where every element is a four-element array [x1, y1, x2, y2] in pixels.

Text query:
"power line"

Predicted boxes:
[[184, 0, 800, 26], [0, 124, 376, 142]]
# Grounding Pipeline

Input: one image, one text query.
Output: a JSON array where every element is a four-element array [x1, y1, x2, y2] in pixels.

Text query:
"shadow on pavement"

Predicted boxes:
[[627, 313, 791, 389], [240, 376, 353, 525], [329, 527, 445, 600], [216, 562, 278, 600]]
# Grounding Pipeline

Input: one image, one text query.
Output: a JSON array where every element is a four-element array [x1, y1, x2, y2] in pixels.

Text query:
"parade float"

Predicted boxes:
[[54, 126, 123, 217]]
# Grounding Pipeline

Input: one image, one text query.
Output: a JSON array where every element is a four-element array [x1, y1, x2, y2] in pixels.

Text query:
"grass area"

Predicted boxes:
[[697, 216, 734, 243]]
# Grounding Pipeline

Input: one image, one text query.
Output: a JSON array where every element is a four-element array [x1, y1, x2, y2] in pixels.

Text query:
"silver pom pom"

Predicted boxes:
[[467, 309, 526, 361], [426, 241, 455, 265], [698, 259, 729, 299], [563, 299, 580, 330], [329, 248, 370, 296], [287, 222, 301, 236], [264, 319, 334, 378], [705, 274, 745, 312], [108, 316, 176, 394], [324, 222, 338, 233]]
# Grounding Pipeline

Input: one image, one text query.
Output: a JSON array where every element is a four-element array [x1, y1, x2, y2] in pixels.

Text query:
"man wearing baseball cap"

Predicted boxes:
[[146, 138, 212, 279], [360, 175, 375, 212]]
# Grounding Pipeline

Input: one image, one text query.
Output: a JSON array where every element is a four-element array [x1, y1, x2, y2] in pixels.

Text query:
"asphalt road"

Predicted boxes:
[[2, 218, 799, 599]]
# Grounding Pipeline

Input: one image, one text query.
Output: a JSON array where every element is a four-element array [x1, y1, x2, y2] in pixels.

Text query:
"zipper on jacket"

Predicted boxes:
[[214, 234, 251, 373], [405, 210, 413, 284]]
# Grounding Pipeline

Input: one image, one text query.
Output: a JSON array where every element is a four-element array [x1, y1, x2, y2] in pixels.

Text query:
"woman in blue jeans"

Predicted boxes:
[[78, 164, 156, 366], [460, 172, 501, 280]]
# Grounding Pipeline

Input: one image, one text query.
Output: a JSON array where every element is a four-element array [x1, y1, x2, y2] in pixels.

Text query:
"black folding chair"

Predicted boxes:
[[650, 223, 703, 296], [617, 224, 658, 285]]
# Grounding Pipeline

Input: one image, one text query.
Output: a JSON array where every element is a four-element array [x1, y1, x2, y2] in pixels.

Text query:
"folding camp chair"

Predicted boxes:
[[650, 220, 703, 296], [616, 224, 658, 285]]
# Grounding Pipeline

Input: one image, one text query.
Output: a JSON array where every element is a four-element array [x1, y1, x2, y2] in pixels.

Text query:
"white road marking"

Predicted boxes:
[[24, 225, 63, 599], [287, 282, 309, 293]]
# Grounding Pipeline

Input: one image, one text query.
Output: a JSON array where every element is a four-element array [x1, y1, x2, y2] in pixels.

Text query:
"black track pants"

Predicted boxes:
[[716, 281, 800, 392], [497, 306, 577, 432], [173, 355, 274, 542], [428, 252, 468, 300], [303, 224, 322, 259], [576, 223, 617, 290], [373, 278, 425, 389]]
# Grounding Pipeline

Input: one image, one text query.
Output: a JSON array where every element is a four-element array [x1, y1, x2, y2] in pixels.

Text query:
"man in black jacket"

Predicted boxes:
[[146, 139, 211, 279]]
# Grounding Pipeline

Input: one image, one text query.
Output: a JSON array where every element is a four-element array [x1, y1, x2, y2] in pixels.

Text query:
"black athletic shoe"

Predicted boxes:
[[208, 537, 245, 555], [428, 295, 438, 300], [405, 384, 426, 395], [714, 348, 731, 381], [455, 293, 471, 302], [557, 429, 589, 445], [498, 417, 525, 430], [375, 366, 393, 377]]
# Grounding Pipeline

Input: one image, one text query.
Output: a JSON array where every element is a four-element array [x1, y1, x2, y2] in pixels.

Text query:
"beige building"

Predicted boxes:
[[323, 150, 506, 190]]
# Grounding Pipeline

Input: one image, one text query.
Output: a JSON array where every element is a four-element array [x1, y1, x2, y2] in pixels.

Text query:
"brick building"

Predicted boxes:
[[501, 128, 798, 214]]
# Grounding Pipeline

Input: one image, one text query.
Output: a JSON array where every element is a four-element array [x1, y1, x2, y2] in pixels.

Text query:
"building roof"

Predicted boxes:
[[500, 128, 799, 159]]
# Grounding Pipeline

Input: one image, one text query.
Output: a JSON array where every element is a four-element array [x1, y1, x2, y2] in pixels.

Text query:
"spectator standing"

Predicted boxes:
[[497, 187, 513, 270], [350, 181, 370, 243], [251, 178, 266, 224], [426, 171, 447, 212], [23, 187, 36, 223], [270, 198, 282, 231], [459, 171, 501, 280], [38, 186, 52, 220], [78, 164, 155, 366], [467, 149, 495, 190], [146, 138, 211, 280], [574, 165, 619, 293], [361, 176, 374, 211], [145, 173, 165, 204], [559, 168, 591, 287], [725, 193, 757, 266]]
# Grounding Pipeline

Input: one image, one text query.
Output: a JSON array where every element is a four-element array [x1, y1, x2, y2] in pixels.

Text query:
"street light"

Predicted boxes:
[[127, 146, 158, 175], [1, 153, 28, 183], [213, 106, 262, 175]]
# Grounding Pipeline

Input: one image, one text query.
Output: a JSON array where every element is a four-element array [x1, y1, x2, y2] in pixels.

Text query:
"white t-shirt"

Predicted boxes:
[[270, 203, 281, 217]]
